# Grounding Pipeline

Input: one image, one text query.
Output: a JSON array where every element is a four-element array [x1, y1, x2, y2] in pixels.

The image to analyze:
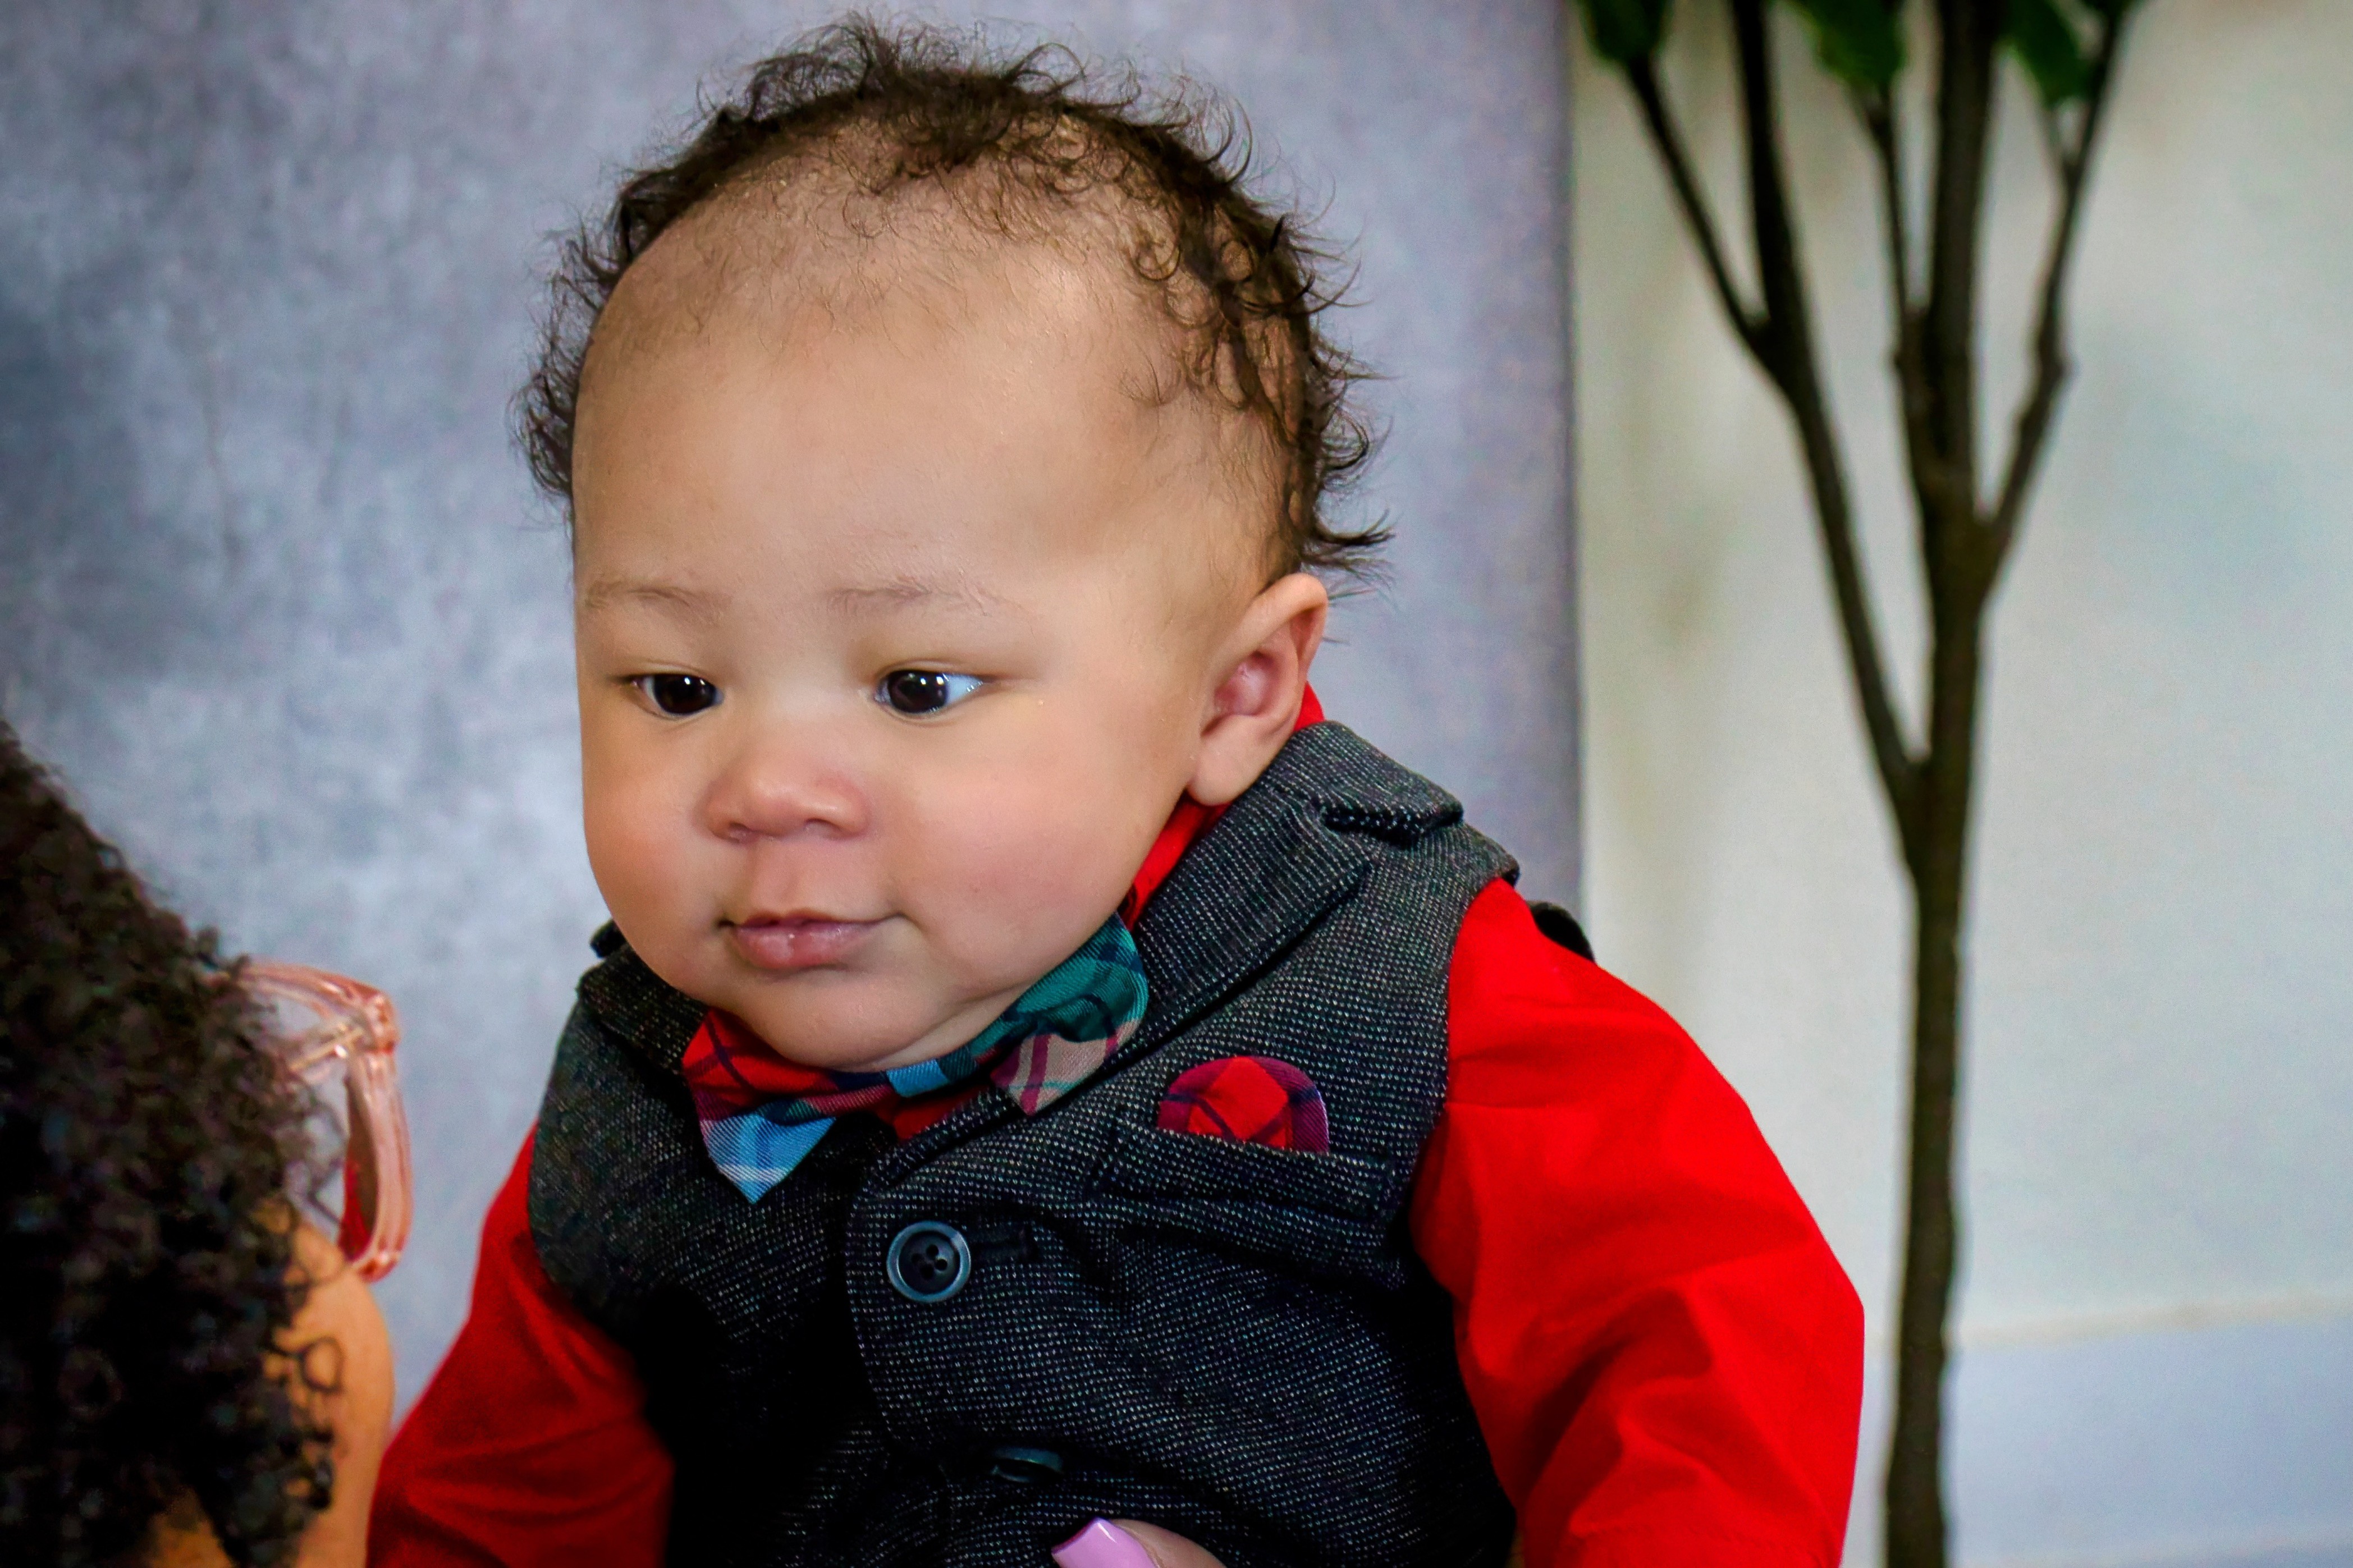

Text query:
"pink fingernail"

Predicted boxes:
[[1053, 1519, 1156, 1568]]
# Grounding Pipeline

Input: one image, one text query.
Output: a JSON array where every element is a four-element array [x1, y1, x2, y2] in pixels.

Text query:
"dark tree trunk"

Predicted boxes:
[[1885, 603, 1983, 1568]]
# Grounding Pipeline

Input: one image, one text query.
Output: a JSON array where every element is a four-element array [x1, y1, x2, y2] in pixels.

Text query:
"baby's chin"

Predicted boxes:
[[630, 918, 1065, 1071], [707, 972, 1019, 1075]]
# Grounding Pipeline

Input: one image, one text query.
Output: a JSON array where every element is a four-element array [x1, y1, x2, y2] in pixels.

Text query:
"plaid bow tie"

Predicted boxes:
[[682, 915, 1150, 1201]]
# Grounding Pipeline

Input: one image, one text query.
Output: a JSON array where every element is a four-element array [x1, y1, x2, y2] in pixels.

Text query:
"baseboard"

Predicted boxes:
[[1971, 1533, 2353, 1568]]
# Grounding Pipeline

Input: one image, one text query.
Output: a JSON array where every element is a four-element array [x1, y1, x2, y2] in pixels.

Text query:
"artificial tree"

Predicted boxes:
[[1568, 2, 2142, 1564]]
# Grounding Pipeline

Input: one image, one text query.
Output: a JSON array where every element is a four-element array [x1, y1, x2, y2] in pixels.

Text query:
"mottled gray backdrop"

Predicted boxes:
[[0, 1, 1575, 1397]]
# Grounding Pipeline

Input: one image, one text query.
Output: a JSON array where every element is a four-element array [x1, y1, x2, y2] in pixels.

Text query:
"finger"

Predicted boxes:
[[1052, 1519, 1157, 1568], [1109, 1520, 1230, 1568]]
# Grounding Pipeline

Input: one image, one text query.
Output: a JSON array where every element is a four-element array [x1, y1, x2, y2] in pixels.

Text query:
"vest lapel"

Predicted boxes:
[[576, 936, 707, 1074], [1129, 723, 1465, 1055]]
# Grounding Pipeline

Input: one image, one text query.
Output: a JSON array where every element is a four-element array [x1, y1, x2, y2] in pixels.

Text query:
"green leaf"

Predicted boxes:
[[2004, 0, 2093, 105], [1576, 0, 1672, 65], [1786, 0, 1905, 91]]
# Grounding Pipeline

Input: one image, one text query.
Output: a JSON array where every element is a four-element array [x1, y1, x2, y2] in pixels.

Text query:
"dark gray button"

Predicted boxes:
[[987, 1445, 1064, 1484], [886, 1221, 972, 1303]]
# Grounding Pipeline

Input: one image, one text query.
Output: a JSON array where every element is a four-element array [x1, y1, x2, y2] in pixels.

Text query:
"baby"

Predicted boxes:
[[372, 21, 1862, 1568]]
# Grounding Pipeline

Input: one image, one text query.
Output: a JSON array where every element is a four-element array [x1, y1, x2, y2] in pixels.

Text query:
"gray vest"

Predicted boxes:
[[530, 724, 1521, 1568]]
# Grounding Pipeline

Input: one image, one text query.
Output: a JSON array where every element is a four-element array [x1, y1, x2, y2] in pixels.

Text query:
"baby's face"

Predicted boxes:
[[569, 239, 1317, 1071]]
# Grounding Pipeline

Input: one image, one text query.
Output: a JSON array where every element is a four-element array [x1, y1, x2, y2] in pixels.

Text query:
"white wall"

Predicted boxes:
[[1572, 3, 2353, 1562]]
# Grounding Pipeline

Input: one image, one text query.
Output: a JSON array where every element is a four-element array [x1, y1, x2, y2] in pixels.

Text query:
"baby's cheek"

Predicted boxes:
[[913, 762, 1137, 955], [582, 766, 697, 933]]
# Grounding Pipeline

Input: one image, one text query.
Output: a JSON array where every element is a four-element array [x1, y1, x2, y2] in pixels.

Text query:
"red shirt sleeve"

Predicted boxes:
[[1410, 882, 1864, 1568], [368, 1131, 672, 1566]]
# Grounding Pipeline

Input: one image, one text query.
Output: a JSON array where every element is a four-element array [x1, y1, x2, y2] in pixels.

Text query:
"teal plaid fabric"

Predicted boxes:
[[685, 915, 1149, 1200]]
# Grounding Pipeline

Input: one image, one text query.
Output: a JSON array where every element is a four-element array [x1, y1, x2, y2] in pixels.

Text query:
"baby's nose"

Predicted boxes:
[[703, 738, 869, 842]]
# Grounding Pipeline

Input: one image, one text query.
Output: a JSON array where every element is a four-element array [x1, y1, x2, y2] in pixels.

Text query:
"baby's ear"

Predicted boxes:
[[1189, 572, 1328, 806]]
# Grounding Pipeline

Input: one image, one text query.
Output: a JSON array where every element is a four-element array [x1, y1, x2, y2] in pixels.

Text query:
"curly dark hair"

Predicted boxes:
[[519, 15, 1386, 580], [0, 722, 332, 1565]]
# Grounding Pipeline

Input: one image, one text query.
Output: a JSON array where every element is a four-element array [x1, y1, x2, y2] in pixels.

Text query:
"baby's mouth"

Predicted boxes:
[[724, 913, 882, 971]]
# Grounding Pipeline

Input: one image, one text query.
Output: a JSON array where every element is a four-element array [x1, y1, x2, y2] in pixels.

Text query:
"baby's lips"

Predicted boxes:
[[724, 914, 878, 971], [1053, 1520, 1157, 1568]]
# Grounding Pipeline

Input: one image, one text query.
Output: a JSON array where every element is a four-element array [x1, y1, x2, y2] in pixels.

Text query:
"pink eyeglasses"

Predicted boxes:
[[244, 961, 413, 1282]]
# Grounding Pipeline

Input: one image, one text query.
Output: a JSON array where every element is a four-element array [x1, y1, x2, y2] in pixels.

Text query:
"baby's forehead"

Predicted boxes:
[[580, 231, 1277, 603], [589, 174, 1285, 570]]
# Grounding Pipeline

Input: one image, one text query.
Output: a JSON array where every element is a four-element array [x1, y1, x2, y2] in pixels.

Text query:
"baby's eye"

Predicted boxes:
[[632, 674, 721, 716], [877, 670, 985, 716]]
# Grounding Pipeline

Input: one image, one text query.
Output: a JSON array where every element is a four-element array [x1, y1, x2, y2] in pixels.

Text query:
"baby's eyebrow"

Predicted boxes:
[[578, 577, 729, 620], [826, 574, 1011, 615]]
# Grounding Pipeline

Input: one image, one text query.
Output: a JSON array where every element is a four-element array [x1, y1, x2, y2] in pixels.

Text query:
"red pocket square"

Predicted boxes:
[[1155, 1055, 1330, 1153]]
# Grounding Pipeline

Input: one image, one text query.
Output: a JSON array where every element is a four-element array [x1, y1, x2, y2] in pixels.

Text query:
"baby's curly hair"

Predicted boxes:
[[519, 15, 1386, 580], [0, 722, 332, 1565]]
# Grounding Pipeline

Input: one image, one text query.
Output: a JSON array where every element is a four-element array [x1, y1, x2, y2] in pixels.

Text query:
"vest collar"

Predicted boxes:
[[576, 938, 705, 1075], [1127, 722, 1463, 1055]]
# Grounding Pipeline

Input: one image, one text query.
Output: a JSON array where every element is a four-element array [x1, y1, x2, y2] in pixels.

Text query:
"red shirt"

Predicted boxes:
[[372, 710, 1862, 1568]]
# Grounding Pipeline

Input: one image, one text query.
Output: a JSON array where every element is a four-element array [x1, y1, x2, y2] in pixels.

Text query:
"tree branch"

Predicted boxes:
[[1863, 89, 1943, 578], [1984, 10, 2133, 569], [1920, 0, 2002, 588], [1728, 0, 1920, 838], [1862, 91, 1916, 332], [1623, 56, 1769, 359], [2034, 99, 2068, 176]]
